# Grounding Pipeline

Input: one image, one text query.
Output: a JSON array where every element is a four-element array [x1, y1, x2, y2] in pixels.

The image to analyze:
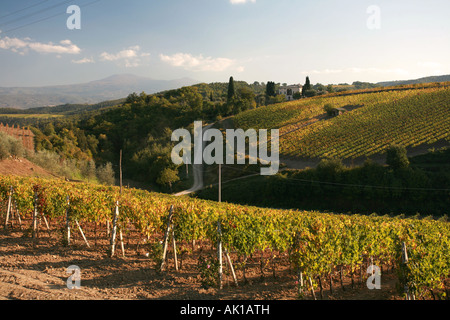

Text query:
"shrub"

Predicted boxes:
[[386, 144, 410, 170], [96, 162, 116, 185]]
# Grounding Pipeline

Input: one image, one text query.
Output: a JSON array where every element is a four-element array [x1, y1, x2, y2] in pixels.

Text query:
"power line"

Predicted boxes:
[[0, 0, 74, 28], [0, 0, 50, 20], [214, 164, 450, 192], [0, 0, 102, 35]]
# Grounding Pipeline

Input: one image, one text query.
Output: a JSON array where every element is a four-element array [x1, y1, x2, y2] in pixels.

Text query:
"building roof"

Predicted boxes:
[[280, 84, 302, 88]]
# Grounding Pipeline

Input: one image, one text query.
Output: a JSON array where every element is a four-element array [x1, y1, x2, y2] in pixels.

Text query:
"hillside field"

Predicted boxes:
[[234, 85, 450, 161]]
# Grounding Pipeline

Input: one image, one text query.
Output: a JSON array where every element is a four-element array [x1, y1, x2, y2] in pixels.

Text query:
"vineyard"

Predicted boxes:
[[234, 86, 450, 160], [1, 175, 449, 300]]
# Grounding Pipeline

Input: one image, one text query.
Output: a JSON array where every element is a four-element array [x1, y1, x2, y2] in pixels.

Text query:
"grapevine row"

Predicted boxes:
[[1, 175, 449, 298]]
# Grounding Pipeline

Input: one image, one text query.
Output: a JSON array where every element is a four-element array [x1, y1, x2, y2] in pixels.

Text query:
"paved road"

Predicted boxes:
[[174, 123, 213, 196]]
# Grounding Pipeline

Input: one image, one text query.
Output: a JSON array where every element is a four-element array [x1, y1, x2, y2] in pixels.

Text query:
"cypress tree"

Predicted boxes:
[[302, 76, 311, 97], [266, 81, 276, 97], [227, 76, 236, 101]]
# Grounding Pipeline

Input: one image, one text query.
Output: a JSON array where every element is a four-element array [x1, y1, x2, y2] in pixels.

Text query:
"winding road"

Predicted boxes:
[[174, 123, 213, 196]]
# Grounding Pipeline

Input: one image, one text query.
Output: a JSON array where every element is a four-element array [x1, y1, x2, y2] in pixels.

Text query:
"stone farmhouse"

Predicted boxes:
[[278, 84, 303, 101]]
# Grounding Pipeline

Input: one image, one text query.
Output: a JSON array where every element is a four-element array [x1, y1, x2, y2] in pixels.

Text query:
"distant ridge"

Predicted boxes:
[[376, 74, 450, 87], [0, 74, 199, 109]]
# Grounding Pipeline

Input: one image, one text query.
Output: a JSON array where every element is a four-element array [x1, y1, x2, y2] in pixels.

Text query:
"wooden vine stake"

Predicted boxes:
[[171, 228, 178, 271], [217, 220, 223, 290], [308, 276, 317, 300], [110, 201, 119, 257], [65, 196, 71, 246], [224, 247, 238, 287], [119, 228, 126, 258], [297, 270, 304, 295], [160, 205, 178, 272], [12, 200, 23, 230], [402, 242, 415, 300], [41, 211, 51, 237], [75, 219, 90, 248], [32, 191, 39, 241], [4, 186, 13, 229]]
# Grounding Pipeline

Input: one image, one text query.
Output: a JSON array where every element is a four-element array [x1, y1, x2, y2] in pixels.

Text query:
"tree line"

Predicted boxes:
[[197, 146, 450, 217]]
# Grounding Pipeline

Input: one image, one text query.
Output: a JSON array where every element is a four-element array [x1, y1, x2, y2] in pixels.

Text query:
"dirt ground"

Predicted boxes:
[[0, 218, 402, 301], [0, 157, 57, 179]]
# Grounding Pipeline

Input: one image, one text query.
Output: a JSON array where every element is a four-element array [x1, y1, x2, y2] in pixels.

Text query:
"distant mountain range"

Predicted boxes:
[[0, 74, 199, 109], [1, 73, 449, 109], [376, 74, 450, 87]]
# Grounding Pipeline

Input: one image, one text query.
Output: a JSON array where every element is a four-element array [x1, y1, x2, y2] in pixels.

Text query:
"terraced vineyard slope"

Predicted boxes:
[[234, 85, 450, 161]]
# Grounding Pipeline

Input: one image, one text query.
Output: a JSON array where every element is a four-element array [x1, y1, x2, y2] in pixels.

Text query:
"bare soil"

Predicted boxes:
[[0, 218, 402, 301], [0, 157, 57, 179]]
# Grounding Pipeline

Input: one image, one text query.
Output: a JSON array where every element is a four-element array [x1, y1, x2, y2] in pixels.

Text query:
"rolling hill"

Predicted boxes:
[[0, 74, 199, 109], [376, 74, 450, 87], [234, 85, 450, 162]]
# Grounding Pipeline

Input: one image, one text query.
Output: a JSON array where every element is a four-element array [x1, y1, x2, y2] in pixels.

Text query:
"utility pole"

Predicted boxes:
[[218, 163, 222, 203], [119, 149, 123, 193]]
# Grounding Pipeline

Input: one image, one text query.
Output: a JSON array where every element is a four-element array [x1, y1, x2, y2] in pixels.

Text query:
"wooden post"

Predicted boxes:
[[218, 220, 223, 289], [13, 200, 22, 230], [318, 276, 324, 299], [172, 229, 178, 271], [41, 212, 51, 237], [32, 192, 38, 240], [329, 272, 333, 295], [65, 196, 71, 246], [4, 186, 13, 229], [76, 219, 90, 248], [160, 205, 174, 272], [309, 276, 317, 300], [119, 150, 123, 194], [110, 201, 119, 257], [119, 228, 125, 258], [402, 242, 415, 300], [297, 270, 304, 295], [339, 266, 345, 291], [224, 247, 238, 287], [218, 164, 222, 203]]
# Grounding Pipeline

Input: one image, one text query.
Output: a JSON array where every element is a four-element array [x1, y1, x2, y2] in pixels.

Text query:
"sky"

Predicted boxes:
[[0, 0, 449, 87]]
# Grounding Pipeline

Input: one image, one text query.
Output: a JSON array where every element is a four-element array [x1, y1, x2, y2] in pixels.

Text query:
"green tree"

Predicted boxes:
[[324, 103, 335, 116], [227, 76, 236, 101], [386, 145, 410, 170], [302, 76, 312, 97], [96, 162, 116, 185], [266, 81, 276, 97], [293, 92, 302, 100], [157, 167, 180, 192], [0, 139, 9, 160]]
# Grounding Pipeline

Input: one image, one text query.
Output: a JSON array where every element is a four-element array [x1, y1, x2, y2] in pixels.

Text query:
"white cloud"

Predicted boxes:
[[0, 36, 81, 55], [100, 45, 149, 67], [230, 0, 256, 4], [72, 57, 95, 64], [159, 53, 235, 72]]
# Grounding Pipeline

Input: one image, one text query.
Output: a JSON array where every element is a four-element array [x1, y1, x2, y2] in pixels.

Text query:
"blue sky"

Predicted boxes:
[[0, 0, 449, 87]]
